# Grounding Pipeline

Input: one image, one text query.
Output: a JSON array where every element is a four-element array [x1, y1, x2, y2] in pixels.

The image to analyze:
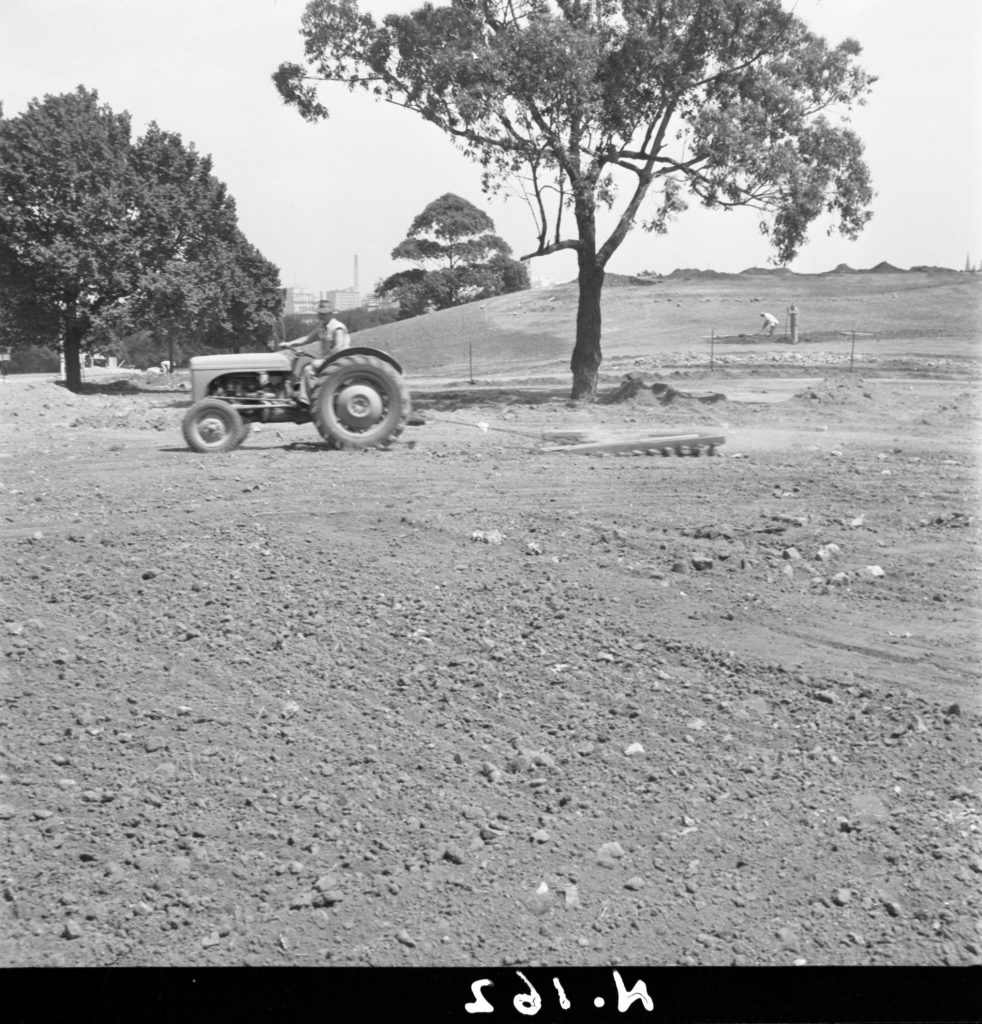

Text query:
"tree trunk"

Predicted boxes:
[[570, 258, 605, 400], [62, 321, 84, 393]]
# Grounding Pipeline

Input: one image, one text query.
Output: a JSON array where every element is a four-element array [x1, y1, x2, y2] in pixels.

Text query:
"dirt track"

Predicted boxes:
[[0, 370, 979, 966]]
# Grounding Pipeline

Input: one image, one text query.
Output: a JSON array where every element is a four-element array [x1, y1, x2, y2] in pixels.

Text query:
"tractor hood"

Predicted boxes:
[[189, 351, 294, 373]]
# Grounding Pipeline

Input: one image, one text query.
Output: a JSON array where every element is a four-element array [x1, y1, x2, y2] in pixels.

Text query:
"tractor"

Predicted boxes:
[[181, 344, 411, 453]]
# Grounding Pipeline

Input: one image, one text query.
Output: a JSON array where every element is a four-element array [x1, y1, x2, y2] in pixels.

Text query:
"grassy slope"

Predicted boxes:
[[355, 270, 982, 379]]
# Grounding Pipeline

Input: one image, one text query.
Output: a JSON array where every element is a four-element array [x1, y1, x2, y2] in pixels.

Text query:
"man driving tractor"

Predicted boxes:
[[278, 300, 350, 402]]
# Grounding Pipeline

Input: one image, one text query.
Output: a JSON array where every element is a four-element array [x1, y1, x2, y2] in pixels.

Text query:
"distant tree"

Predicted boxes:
[[0, 87, 282, 389], [382, 193, 529, 316], [392, 193, 511, 269], [275, 0, 874, 397], [343, 305, 400, 332]]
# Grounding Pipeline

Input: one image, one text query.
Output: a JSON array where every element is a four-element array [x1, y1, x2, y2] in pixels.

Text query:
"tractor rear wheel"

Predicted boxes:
[[310, 354, 411, 450], [182, 398, 247, 453]]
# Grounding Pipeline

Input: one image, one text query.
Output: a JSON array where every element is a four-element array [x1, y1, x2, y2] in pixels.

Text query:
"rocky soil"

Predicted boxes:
[[0, 369, 979, 967]]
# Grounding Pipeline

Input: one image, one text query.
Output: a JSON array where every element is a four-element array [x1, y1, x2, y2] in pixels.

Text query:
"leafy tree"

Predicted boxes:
[[0, 87, 281, 390], [392, 193, 511, 269], [275, 0, 874, 397], [382, 193, 530, 315]]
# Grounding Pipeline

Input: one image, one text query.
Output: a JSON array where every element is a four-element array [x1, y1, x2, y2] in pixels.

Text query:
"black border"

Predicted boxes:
[[4, 966, 979, 1024]]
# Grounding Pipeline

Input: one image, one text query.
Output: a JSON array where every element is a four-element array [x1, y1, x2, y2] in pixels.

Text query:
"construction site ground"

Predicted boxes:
[[0, 360, 979, 969]]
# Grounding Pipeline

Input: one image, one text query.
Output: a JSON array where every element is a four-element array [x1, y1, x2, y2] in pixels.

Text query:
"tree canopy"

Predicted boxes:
[[0, 87, 282, 389], [275, 0, 875, 397], [381, 193, 529, 316], [391, 192, 512, 268]]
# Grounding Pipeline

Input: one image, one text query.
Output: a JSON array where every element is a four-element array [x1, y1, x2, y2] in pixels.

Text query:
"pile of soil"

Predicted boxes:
[[599, 374, 726, 406], [0, 371, 979, 968]]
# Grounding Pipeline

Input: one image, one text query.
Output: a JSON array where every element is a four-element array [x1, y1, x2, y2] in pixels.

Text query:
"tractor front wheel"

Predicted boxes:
[[182, 398, 247, 453], [310, 354, 411, 450]]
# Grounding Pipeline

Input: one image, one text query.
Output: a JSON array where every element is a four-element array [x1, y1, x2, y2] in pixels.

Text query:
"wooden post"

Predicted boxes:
[[789, 304, 798, 344]]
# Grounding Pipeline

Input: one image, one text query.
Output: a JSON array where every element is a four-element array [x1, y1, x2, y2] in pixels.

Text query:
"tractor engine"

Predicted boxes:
[[208, 371, 290, 401]]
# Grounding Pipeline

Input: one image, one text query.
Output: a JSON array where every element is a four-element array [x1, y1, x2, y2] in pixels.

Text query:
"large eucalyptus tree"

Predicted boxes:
[[276, 0, 874, 397]]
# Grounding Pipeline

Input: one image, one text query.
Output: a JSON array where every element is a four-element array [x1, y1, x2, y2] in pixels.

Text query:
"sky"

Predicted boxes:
[[1, 0, 980, 294]]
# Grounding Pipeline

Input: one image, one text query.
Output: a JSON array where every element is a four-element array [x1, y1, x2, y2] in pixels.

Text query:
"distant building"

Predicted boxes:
[[322, 288, 362, 312], [282, 287, 365, 314], [281, 288, 320, 315]]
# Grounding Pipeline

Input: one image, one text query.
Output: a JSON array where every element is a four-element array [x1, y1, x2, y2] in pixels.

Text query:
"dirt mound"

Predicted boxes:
[[738, 266, 796, 277], [0, 381, 184, 432], [665, 268, 730, 280], [0, 381, 85, 427], [600, 373, 726, 406], [791, 379, 876, 406]]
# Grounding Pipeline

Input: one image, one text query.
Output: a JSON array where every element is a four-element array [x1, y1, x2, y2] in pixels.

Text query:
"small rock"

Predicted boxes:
[[313, 890, 344, 907], [596, 841, 625, 866], [564, 885, 581, 908], [832, 888, 853, 906], [883, 899, 903, 918], [62, 919, 82, 940], [396, 929, 417, 947], [201, 931, 222, 947], [860, 565, 885, 579], [0, 804, 16, 820], [691, 556, 713, 571], [776, 927, 799, 951], [623, 742, 645, 756], [471, 529, 504, 545], [624, 876, 645, 891], [531, 829, 551, 844], [442, 842, 466, 865]]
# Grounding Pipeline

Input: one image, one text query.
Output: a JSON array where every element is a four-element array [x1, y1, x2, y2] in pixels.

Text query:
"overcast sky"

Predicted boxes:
[[2, 0, 980, 293]]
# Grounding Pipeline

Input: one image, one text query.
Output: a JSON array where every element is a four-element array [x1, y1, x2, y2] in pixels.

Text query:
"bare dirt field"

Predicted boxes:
[[1, 271, 980, 970]]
